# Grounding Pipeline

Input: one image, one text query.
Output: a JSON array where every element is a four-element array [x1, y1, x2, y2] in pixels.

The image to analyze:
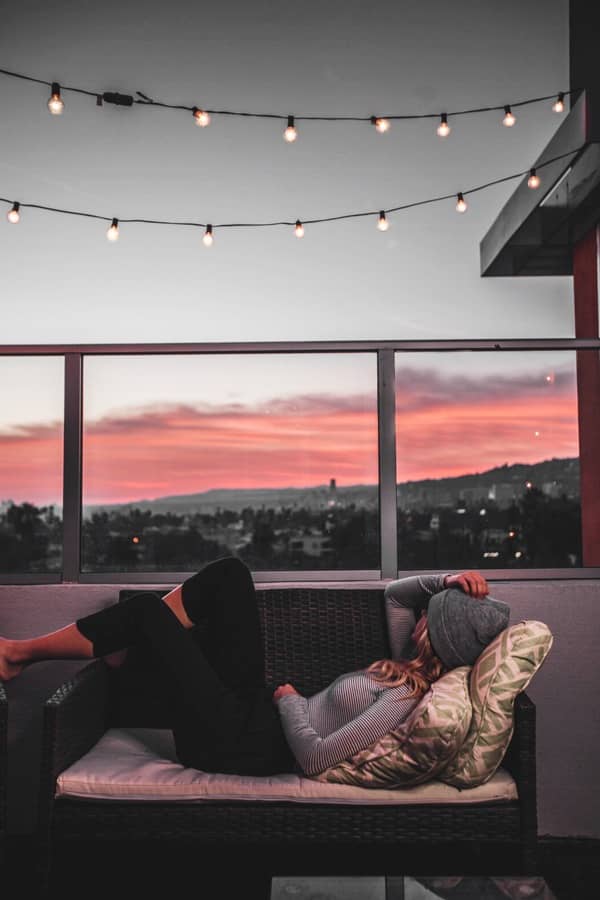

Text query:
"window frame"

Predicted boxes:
[[1, 338, 599, 584]]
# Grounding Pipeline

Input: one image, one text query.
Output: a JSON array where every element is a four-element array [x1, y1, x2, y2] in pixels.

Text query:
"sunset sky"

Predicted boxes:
[[0, 352, 579, 506]]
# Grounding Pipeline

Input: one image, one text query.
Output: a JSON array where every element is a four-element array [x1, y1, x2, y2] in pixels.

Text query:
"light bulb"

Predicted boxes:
[[284, 115, 297, 142], [47, 82, 64, 115], [7, 202, 20, 224], [203, 224, 213, 247], [527, 168, 540, 189], [371, 116, 390, 133], [377, 211, 389, 231], [502, 105, 516, 127], [106, 218, 119, 241], [192, 107, 211, 127], [294, 219, 304, 238], [552, 93, 565, 113], [456, 193, 467, 213], [437, 113, 451, 137]]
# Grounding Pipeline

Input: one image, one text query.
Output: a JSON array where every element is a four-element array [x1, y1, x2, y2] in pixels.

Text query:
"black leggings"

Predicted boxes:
[[75, 557, 295, 776]]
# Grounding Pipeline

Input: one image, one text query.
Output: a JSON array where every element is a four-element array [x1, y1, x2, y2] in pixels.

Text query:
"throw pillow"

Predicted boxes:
[[311, 666, 472, 789], [440, 620, 553, 789]]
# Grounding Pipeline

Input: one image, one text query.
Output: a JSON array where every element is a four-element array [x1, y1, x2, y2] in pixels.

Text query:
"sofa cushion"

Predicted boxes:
[[440, 620, 553, 789], [309, 666, 472, 789], [55, 727, 517, 805]]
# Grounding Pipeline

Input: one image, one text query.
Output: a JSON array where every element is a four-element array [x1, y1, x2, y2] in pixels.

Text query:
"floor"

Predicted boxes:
[[2, 835, 598, 899]]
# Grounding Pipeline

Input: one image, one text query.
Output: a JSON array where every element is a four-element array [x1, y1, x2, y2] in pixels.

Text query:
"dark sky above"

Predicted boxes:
[[1, 0, 572, 342]]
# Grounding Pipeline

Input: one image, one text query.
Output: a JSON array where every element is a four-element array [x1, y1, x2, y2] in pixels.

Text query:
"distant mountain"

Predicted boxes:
[[83, 457, 579, 518], [84, 482, 377, 517], [399, 456, 579, 493]]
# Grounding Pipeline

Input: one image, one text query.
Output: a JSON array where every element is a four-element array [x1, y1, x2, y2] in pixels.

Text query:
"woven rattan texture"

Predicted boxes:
[[53, 799, 522, 843], [258, 588, 388, 695], [44, 661, 109, 780]]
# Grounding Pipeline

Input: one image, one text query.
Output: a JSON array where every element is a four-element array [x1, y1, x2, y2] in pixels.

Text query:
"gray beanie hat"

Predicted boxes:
[[427, 588, 510, 669]]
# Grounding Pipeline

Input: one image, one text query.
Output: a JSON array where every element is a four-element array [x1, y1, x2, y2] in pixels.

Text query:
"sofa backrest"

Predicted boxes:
[[108, 587, 390, 727]]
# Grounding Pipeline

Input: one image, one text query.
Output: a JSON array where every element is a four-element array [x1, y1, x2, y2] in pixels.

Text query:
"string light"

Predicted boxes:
[[437, 113, 451, 138], [203, 224, 213, 246], [502, 105, 516, 127], [294, 219, 305, 238], [47, 82, 64, 115], [7, 202, 20, 224], [371, 116, 390, 133], [377, 211, 389, 231], [1, 148, 580, 243], [192, 107, 210, 127], [0, 68, 576, 134], [284, 116, 298, 142], [106, 218, 119, 241], [527, 168, 540, 189]]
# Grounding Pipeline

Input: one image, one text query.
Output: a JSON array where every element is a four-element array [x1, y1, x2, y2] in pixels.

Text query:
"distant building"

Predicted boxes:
[[482, 527, 509, 545], [289, 530, 333, 557], [328, 478, 337, 507], [488, 484, 520, 507]]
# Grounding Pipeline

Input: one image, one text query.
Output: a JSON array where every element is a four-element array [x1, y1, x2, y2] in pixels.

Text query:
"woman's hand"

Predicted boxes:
[[273, 683, 300, 703], [444, 571, 489, 598]]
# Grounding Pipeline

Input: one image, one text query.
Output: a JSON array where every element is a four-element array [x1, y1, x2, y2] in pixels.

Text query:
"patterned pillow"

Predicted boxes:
[[311, 666, 472, 789], [440, 620, 553, 789]]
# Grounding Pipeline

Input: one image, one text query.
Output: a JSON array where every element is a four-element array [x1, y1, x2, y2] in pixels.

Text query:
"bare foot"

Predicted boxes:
[[0, 637, 25, 681]]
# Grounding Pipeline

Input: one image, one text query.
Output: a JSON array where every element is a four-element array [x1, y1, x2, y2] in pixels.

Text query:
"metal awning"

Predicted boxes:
[[480, 89, 600, 276]]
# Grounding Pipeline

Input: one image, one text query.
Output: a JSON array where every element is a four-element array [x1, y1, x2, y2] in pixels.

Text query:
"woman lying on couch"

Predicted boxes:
[[0, 558, 508, 778]]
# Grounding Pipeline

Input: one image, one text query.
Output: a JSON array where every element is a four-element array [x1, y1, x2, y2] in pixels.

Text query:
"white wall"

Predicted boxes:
[[1, 578, 599, 836]]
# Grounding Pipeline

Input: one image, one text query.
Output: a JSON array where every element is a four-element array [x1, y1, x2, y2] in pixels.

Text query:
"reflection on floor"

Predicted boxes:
[[1, 835, 598, 900], [272, 875, 558, 900]]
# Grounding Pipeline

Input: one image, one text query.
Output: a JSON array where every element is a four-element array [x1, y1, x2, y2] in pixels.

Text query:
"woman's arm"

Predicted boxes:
[[384, 574, 448, 660], [276, 684, 417, 776], [384, 571, 490, 660]]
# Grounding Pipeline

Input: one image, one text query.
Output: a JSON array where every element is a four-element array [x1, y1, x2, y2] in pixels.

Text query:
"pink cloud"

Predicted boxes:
[[0, 368, 579, 505]]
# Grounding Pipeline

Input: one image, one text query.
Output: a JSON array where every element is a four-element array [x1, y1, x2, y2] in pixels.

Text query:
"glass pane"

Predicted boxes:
[[395, 351, 581, 569], [82, 354, 378, 572], [0, 357, 64, 574]]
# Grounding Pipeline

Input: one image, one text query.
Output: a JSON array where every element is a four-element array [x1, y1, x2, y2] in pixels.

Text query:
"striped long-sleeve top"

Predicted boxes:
[[276, 573, 448, 776]]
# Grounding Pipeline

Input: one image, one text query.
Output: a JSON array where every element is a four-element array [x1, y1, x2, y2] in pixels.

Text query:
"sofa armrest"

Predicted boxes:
[[502, 692, 537, 851], [37, 660, 110, 830], [503, 692, 536, 786]]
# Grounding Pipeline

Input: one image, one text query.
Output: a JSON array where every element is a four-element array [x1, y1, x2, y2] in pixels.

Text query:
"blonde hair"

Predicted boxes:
[[366, 613, 445, 699]]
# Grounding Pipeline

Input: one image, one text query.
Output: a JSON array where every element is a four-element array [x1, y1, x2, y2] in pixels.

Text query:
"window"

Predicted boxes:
[[395, 351, 581, 569], [1, 342, 595, 582], [81, 353, 379, 572], [0, 356, 64, 574]]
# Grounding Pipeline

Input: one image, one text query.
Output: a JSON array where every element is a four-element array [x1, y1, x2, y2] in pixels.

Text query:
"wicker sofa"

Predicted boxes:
[[37, 586, 538, 889]]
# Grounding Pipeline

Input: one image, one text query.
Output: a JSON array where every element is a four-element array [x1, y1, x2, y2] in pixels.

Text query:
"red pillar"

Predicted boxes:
[[573, 225, 600, 566]]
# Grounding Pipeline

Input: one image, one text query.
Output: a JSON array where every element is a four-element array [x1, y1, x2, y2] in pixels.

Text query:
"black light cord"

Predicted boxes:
[[0, 66, 575, 122], [1, 148, 581, 232]]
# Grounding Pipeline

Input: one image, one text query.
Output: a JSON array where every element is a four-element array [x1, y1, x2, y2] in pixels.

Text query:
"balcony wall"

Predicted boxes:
[[1, 578, 599, 837]]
